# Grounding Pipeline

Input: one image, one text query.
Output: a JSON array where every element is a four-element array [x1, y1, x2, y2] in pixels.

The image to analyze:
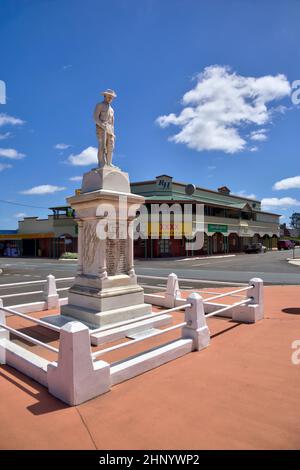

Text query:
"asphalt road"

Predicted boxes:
[[0, 250, 299, 307]]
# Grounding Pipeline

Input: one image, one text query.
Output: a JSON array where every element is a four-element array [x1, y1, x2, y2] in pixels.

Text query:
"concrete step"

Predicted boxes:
[[42, 313, 96, 331], [61, 303, 152, 327], [90, 314, 172, 345], [110, 338, 193, 385], [126, 328, 162, 340]]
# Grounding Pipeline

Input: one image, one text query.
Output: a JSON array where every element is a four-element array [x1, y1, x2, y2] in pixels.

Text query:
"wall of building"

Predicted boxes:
[[19, 216, 77, 238]]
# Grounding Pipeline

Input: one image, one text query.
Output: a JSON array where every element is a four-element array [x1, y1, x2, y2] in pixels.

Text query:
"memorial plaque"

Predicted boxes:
[[106, 237, 127, 276], [117, 239, 127, 274]]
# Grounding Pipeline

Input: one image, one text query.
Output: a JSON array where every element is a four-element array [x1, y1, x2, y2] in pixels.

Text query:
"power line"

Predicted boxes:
[[0, 199, 49, 210]]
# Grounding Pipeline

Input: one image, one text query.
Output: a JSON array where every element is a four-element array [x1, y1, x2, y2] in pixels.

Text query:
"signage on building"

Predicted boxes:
[[207, 224, 228, 233], [157, 179, 170, 190], [148, 222, 193, 237], [156, 175, 173, 191]]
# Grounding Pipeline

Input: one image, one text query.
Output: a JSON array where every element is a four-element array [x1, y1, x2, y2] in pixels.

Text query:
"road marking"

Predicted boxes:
[[192, 258, 237, 267], [137, 274, 247, 286], [0, 276, 74, 288], [178, 254, 236, 262], [191, 262, 212, 266]]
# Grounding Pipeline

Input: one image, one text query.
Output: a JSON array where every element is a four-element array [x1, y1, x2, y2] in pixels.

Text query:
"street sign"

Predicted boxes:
[[208, 223, 228, 233]]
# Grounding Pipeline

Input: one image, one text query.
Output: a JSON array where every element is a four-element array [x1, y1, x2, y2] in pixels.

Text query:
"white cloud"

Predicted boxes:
[[233, 190, 257, 199], [20, 185, 66, 195], [0, 113, 25, 127], [14, 212, 27, 219], [69, 176, 82, 182], [0, 132, 11, 140], [273, 175, 300, 190], [0, 163, 12, 172], [67, 146, 97, 166], [54, 143, 71, 150], [0, 148, 25, 159], [250, 129, 268, 141], [208, 165, 216, 171], [261, 197, 300, 211], [156, 66, 291, 154]]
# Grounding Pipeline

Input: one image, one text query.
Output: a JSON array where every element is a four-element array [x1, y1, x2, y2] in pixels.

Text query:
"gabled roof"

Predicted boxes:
[[155, 174, 173, 179]]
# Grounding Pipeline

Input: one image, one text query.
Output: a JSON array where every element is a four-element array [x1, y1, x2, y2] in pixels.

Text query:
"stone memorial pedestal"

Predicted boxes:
[[60, 165, 152, 327]]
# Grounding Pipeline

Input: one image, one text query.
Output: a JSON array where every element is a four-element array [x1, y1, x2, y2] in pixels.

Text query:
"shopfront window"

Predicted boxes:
[[159, 239, 170, 255]]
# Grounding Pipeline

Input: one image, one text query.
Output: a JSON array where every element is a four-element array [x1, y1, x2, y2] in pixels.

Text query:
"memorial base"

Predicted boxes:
[[61, 274, 152, 327], [59, 165, 153, 328]]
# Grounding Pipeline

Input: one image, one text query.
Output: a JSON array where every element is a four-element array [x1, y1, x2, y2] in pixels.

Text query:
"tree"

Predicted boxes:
[[290, 213, 300, 229]]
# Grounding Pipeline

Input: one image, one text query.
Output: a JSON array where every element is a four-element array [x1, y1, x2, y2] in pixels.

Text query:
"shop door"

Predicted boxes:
[[22, 239, 36, 256], [159, 239, 171, 257]]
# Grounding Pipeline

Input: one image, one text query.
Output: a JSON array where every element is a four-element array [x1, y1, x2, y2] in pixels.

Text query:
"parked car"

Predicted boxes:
[[244, 243, 267, 254], [278, 240, 295, 250]]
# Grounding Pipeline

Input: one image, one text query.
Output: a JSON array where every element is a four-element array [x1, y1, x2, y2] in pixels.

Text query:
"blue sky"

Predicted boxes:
[[0, 0, 300, 229]]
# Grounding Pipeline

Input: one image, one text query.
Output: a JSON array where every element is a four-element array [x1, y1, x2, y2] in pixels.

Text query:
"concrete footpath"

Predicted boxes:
[[287, 258, 300, 267], [0, 285, 300, 449]]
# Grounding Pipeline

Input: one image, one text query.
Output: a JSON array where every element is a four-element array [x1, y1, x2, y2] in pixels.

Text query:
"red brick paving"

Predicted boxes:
[[1, 286, 300, 449]]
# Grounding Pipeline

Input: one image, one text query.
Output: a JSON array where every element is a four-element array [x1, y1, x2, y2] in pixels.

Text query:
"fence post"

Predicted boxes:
[[182, 293, 210, 351], [232, 277, 264, 323], [164, 273, 181, 308], [47, 321, 111, 405], [43, 274, 59, 310], [0, 299, 9, 364]]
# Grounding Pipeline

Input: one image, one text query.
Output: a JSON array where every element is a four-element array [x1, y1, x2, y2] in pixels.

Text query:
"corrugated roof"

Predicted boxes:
[[130, 177, 261, 203], [143, 194, 249, 209]]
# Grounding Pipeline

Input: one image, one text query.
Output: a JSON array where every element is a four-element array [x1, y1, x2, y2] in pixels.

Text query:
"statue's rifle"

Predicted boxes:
[[103, 126, 107, 163]]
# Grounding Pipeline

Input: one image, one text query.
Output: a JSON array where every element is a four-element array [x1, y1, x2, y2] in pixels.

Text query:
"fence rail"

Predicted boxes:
[[91, 302, 191, 335], [0, 286, 69, 299], [92, 321, 187, 359], [0, 304, 61, 333], [0, 322, 59, 353], [204, 285, 254, 303], [205, 298, 252, 318]]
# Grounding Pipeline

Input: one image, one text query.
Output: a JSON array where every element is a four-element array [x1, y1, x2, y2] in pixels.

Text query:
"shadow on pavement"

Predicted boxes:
[[0, 366, 68, 415], [282, 308, 300, 315]]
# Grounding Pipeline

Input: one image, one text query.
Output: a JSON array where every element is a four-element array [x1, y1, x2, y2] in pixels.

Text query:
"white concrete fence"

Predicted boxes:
[[141, 273, 263, 323], [0, 275, 263, 405], [0, 274, 72, 314], [0, 293, 208, 405]]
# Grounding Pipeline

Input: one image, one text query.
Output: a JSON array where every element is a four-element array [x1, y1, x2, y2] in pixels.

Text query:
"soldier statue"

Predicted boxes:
[[94, 89, 117, 167]]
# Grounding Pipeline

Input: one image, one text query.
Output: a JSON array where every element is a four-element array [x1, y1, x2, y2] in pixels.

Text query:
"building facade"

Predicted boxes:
[[0, 207, 77, 258], [132, 175, 280, 258], [0, 175, 280, 258]]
